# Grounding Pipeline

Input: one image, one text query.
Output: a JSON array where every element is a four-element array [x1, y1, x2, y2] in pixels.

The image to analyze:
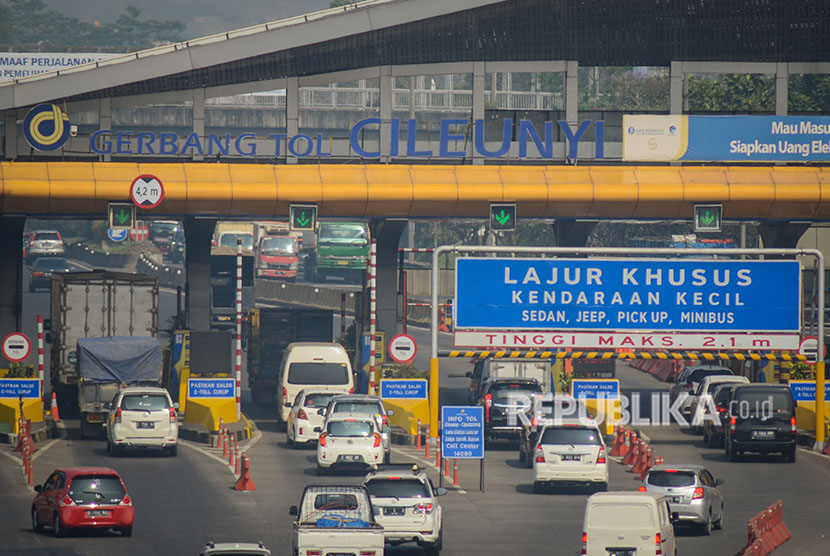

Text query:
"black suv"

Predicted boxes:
[[724, 384, 797, 462], [479, 378, 542, 444]]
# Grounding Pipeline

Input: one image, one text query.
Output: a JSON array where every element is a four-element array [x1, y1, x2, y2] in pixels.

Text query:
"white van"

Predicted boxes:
[[278, 342, 354, 428], [582, 491, 678, 556]]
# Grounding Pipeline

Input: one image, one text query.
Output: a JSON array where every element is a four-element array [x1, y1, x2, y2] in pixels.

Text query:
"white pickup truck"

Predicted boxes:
[[289, 485, 385, 556]]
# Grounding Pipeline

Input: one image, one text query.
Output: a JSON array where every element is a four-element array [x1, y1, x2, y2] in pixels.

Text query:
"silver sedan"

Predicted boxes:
[[639, 464, 725, 535]]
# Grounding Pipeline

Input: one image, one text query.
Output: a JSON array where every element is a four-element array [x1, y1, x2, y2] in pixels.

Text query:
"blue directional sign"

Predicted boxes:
[[107, 227, 128, 242], [188, 378, 234, 398], [788, 381, 830, 402], [572, 379, 620, 400], [455, 258, 800, 332], [0, 379, 40, 399], [441, 406, 484, 459], [381, 379, 427, 400]]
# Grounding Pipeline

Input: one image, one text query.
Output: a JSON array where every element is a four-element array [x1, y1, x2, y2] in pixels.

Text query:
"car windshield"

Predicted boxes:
[[332, 401, 382, 416], [288, 362, 350, 385], [365, 478, 429, 498], [487, 382, 541, 403], [33, 232, 60, 242], [121, 394, 170, 411], [319, 224, 368, 242], [734, 389, 793, 413], [714, 387, 735, 406], [67, 475, 125, 505], [33, 258, 70, 270], [261, 236, 296, 254], [688, 369, 733, 383], [151, 222, 179, 234], [327, 420, 373, 437], [220, 233, 254, 248], [706, 379, 742, 394], [540, 427, 602, 446], [647, 470, 696, 487], [304, 393, 338, 408]]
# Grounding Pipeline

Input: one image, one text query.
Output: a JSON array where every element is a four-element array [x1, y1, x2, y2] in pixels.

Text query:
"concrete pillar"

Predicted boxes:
[[759, 221, 810, 249], [98, 99, 112, 162], [4, 111, 18, 159], [564, 61, 579, 125], [472, 62, 486, 165], [0, 217, 25, 338], [670, 61, 684, 115], [552, 220, 597, 247], [776, 62, 789, 116], [379, 66, 393, 163], [286, 76, 299, 164], [184, 217, 217, 331], [370, 219, 408, 342], [192, 89, 205, 162]]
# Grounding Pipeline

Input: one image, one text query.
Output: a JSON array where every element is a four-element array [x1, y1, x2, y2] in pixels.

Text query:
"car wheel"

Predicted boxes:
[[110, 442, 122, 457], [29, 283, 35, 293], [532, 481, 546, 494], [384, 452, 392, 465], [596, 482, 608, 492], [786, 447, 796, 463], [713, 506, 724, 530], [700, 511, 712, 536], [167, 445, 178, 457], [53, 513, 67, 537], [287, 431, 295, 449], [121, 526, 133, 537], [425, 529, 442, 555], [728, 441, 739, 462], [32, 507, 43, 532], [519, 449, 526, 465], [703, 429, 711, 447]]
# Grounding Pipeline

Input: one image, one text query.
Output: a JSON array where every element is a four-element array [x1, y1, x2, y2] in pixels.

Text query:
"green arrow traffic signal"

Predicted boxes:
[[108, 203, 135, 229], [700, 211, 715, 226], [490, 203, 516, 231], [290, 204, 317, 231], [295, 211, 310, 227], [494, 209, 511, 226]]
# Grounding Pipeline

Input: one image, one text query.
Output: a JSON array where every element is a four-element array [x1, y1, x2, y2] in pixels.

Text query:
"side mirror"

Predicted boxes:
[[434, 487, 448, 497], [372, 506, 381, 516], [103, 402, 111, 410], [386, 409, 394, 417], [34, 485, 42, 492], [289, 505, 298, 516], [465, 371, 472, 378], [715, 478, 724, 486], [670, 511, 680, 524], [317, 408, 326, 416], [313, 427, 322, 433], [173, 402, 180, 410]]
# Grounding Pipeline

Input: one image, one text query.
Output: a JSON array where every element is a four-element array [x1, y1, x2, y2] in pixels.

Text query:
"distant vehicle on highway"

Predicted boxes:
[[286, 388, 341, 448], [533, 419, 608, 493], [689, 375, 750, 432], [26, 229, 65, 263], [199, 541, 271, 556], [582, 491, 678, 556], [702, 383, 742, 448], [363, 464, 446, 554], [106, 385, 179, 457], [724, 383, 797, 462], [31, 466, 134, 537], [29, 257, 73, 291], [256, 231, 300, 281], [323, 394, 394, 463], [639, 464, 725, 535], [317, 416, 383, 475], [479, 377, 542, 445], [148, 220, 181, 255], [669, 365, 734, 417]]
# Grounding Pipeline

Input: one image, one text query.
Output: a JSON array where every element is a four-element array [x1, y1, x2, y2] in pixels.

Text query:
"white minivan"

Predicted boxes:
[[278, 342, 354, 429], [582, 491, 678, 556]]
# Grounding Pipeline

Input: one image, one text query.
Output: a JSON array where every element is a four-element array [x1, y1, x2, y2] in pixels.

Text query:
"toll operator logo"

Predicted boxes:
[[24, 103, 70, 151]]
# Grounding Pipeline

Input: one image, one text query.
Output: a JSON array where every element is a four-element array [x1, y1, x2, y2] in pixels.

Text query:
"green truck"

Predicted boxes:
[[304, 221, 369, 283]]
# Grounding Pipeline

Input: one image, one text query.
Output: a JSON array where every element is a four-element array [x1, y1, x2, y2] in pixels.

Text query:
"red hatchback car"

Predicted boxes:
[[32, 467, 134, 537]]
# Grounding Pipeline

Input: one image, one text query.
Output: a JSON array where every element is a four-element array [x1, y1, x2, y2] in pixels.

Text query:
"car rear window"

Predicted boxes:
[[314, 493, 358, 511], [121, 394, 170, 411], [540, 427, 602, 446], [588, 503, 653, 528], [67, 475, 125, 505], [733, 389, 793, 413], [714, 386, 735, 406], [288, 362, 350, 385], [688, 369, 733, 383], [327, 420, 373, 437], [33, 232, 60, 242], [365, 478, 429, 498], [332, 401, 382, 415], [304, 393, 337, 408], [33, 258, 69, 270], [488, 382, 541, 403], [647, 470, 696, 487]]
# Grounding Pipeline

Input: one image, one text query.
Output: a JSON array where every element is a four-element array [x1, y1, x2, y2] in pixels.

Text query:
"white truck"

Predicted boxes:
[[289, 485, 385, 556], [467, 358, 552, 403]]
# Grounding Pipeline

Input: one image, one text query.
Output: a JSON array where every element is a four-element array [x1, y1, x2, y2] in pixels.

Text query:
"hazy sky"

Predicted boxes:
[[44, 0, 333, 39]]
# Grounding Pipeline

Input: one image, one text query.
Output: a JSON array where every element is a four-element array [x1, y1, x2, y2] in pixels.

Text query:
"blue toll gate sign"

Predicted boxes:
[[188, 378, 235, 398], [441, 406, 484, 459]]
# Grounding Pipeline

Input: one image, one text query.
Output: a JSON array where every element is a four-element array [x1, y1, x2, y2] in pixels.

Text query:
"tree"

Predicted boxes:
[[687, 74, 775, 112]]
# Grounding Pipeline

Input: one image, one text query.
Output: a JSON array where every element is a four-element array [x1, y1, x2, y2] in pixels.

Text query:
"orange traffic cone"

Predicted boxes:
[[50, 391, 61, 422]]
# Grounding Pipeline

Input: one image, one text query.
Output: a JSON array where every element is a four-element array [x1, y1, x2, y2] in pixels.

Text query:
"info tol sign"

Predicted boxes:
[[454, 258, 801, 351], [441, 406, 484, 459]]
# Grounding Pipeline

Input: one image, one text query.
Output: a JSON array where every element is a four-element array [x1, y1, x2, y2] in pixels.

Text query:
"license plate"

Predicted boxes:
[[608, 551, 634, 556], [338, 454, 362, 462], [137, 421, 155, 429], [86, 510, 110, 517], [383, 507, 405, 516], [752, 430, 775, 439], [671, 496, 682, 503], [337, 261, 350, 265], [561, 454, 581, 461]]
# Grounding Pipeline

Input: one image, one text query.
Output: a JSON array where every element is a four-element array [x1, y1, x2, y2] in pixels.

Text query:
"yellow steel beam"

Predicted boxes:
[[2, 161, 829, 218]]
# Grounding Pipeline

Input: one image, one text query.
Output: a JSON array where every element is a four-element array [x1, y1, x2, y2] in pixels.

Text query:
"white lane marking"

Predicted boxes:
[[180, 428, 263, 478]]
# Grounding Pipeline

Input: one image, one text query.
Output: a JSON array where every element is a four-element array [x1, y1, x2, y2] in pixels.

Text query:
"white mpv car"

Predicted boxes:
[[317, 416, 383, 474], [107, 387, 179, 457], [286, 388, 341, 447], [533, 420, 608, 493]]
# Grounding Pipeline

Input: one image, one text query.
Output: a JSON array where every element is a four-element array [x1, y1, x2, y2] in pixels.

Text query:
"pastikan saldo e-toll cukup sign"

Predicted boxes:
[[454, 258, 801, 351]]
